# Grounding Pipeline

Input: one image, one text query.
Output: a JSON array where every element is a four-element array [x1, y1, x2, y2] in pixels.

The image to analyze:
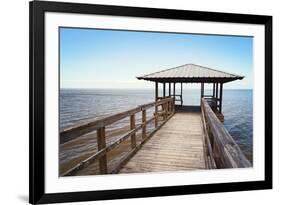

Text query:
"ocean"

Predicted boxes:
[[59, 88, 253, 172]]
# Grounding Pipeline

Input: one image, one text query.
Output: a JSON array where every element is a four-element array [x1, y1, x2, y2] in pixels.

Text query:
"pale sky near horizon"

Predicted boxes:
[[60, 27, 253, 89]]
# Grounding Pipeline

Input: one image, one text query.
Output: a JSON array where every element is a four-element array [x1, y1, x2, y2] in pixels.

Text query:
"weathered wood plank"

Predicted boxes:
[[119, 112, 206, 173], [110, 113, 174, 174]]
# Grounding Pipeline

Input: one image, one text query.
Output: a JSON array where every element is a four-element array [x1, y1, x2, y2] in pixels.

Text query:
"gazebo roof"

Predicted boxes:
[[137, 64, 244, 83]]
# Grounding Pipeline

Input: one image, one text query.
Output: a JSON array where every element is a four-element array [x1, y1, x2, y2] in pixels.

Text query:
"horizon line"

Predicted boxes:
[[60, 87, 253, 90]]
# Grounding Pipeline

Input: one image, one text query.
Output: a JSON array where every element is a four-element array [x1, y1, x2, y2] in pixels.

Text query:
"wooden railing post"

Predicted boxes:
[[164, 102, 168, 120], [142, 109, 146, 139], [169, 99, 172, 116], [169, 101, 173, 115], [130, 114, 136, 149], [97, 127, 107, 174], [167, 101, 170, 115], [172, 100, 175, 114], [166, 101, 169, 116], [155, 105, 158, 128]]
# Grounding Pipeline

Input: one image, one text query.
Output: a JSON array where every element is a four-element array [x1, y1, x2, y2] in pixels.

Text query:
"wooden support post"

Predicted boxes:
[[163, 83, 166, 98], [97, 127, 107, 174], [201, 83, 204, 106], [169, 83, 171, 96], [219, 83, 223, 112], [155, 82, 158, 101], [181, 83, 183, 95], [173, 83, 176, 102], [201, 83, 204, 98], [215, 83, 219, 99], [215, 82, 219, 108], [155, 82, 159, 128], [180, 82, 183, 106], [203, 83, 205, 97], [213, 83, 215, 97], [130, 114, 136, 149], [142, 109, 146, 139]]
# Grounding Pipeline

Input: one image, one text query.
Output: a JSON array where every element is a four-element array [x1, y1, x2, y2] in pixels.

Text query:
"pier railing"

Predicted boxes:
[[61, 97, 175, 176], [201, 98, 251, 168]]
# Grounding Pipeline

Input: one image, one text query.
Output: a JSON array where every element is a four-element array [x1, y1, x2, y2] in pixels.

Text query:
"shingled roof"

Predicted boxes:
[[137, 64, 244, 83]]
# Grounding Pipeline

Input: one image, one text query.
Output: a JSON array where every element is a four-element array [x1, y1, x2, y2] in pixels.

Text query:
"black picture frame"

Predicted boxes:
[[29, 0, 272, 204]]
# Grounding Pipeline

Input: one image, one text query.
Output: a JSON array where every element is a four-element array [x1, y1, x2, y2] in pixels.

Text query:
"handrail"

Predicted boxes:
[[60, 107, 141, 144], [201, 101, 217, 169], [201, 98, 251, 168], [60, 97, 172, 144], [61, 97, 175, 176]]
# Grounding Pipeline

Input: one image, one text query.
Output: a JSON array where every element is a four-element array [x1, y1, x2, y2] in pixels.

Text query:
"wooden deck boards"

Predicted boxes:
[[119, 112, 206, 173]]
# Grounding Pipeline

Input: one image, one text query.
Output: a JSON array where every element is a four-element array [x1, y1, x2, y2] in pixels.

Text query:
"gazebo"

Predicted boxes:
[[137, 64, 244, 113]]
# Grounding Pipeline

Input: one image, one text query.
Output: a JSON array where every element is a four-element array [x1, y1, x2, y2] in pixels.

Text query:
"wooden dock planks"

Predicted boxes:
[[119, 112, 206, 173]]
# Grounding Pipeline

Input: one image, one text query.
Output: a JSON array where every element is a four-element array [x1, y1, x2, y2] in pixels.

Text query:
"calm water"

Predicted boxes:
[[60, 88, 253, 162]]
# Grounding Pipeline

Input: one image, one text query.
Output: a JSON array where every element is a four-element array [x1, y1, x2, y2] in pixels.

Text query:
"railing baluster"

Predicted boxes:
[[165, 102, 168, 120], [130, 114, 136, 148], [97, 127, 107, 174], [167, 101, 170, 117], [169, 101, 172, 116], [155, 104, 158, 128], [171, 100, 175, 114], [142, 109, 146, 140]]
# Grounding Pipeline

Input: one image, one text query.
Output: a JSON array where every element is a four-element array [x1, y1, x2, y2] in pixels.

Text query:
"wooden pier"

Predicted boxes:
[[61, 97, 250, 176], [60, 64, 251, 176]]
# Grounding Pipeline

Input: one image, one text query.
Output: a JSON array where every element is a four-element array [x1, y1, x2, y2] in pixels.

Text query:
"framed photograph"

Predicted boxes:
[[29, 0, 272, 204]]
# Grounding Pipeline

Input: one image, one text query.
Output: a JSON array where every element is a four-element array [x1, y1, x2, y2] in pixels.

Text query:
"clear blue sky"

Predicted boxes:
[[60, 27, 253, 89]]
